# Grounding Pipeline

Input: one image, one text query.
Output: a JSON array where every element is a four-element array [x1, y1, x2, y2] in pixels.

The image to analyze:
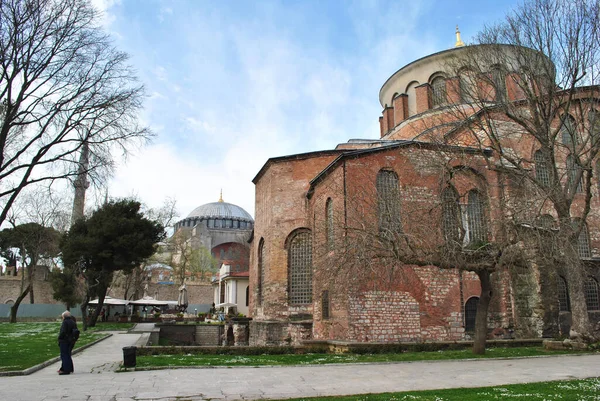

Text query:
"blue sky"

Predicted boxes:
[[98, 0, 520, 220]]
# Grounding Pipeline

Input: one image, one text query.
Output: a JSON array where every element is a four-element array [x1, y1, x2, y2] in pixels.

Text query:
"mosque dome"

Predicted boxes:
[[187, 201, 253, 222]]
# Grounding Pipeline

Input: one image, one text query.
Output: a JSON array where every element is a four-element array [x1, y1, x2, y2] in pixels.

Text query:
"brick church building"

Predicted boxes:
[[248, 31, 600, 345]]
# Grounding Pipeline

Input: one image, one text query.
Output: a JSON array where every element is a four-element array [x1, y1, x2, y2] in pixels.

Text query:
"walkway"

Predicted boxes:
[[0, 327, 599, 401]]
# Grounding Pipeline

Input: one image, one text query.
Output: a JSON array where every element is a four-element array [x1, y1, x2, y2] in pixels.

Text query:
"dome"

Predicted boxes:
[[186, 201, 253, 222]]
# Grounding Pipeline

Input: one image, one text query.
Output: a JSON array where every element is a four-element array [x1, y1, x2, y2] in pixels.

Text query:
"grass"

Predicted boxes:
[[0, 322, 107, 371], [271, 378, 600, 401], [135, 346, 590, 368]]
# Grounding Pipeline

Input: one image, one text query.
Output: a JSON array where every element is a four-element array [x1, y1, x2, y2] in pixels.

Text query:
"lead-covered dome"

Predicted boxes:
[[187, 201, 253, 222]]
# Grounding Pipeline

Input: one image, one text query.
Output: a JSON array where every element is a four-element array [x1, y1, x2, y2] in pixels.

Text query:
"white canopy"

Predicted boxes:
[[129, 295, 177, 306], [89, 296, 129, 306]]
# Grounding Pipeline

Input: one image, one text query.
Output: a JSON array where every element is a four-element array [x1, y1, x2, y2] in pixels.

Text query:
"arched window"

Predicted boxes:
[[465, 297, 479, 332], [441, 186, 461, 243], [557, 276, 570, 312], [257, 238, 265, 306], [376, 170, 402, 237], [321, 290, 330, 320], [561, 115, 578, 147], [406, 81, 419, 117], [326, 198, 334, 250], [589, 109, 600, 140], [459, 69, 475, 103], [536, 214, 556, 230], [288, 230, 313, 305], [431, 76, 446, 107], [574, 220, 591, 258], [220, 249, 225, 259], [585, 277, 599, 310], [534, 150, 551, 187], [466, 190, 487, 244], [566, 154, 583, 193], [491, 66, 506, 102]]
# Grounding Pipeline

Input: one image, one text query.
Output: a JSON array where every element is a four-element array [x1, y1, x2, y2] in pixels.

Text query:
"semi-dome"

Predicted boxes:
[[187, 201, 253, 222]]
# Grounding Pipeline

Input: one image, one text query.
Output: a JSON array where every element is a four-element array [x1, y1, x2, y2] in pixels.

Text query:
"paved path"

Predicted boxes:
[[1, 327, 600, 401]]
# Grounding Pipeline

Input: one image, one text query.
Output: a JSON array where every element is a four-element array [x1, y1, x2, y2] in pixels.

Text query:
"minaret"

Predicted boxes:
[[455, 25, 465, 47], [71, 141, 89, 225]]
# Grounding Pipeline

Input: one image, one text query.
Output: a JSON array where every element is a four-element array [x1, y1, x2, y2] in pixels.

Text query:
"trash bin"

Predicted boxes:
[[122, 346, 137, 367]]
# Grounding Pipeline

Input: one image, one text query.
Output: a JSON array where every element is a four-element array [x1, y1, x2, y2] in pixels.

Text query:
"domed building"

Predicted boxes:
[[172, 194, 254, 315], [249, 29, 600, 346]]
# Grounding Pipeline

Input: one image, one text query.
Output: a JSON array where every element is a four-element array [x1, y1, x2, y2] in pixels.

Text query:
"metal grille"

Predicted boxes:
[[566, 155, 583, 193], [321, 290, 330, 320], [376, 170, 402, 236], [326, 198, 334, 250], [585, 277, 600, 310], [258, 239, 265, 305], [289, 231, 313, 305], [441, 187, 462, 243], [534, 150, 551, 187], [577, 222, 591, 258], [467, 190, 487, 243], [431, 76, 446, 106], [464, 297, 479, 332], [557, 276, 570, 312], [561, 115, 578, 147], [536, 214, 556, 229]]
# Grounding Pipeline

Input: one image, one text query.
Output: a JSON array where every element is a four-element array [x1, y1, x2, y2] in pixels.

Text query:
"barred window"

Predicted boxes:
[[534, 150, 550, 187], [575, 220, 591, 258], [464, 297, 479, 332], [431, 76, 446, 107], [321, 290, 330, 320], [326, 198, 334, 250], [566, 154, 583, 193], [466, 190, 487, 244], [491, 66, 506, 102], [536, 214, 556, 230], [589, 110, 600, 140], [376, 170, 402, 236], [557, 276, 570, 312], [288, 231, 313, 305], [257, 238, 265, 306], [561, 115, 579, 147], [585, 277, 600, 310], [441, 186, 462, 243]]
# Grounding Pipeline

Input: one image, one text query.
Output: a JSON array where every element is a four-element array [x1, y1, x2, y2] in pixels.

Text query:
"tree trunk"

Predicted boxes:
[[28, 265, 35, 304], [80, 299, 89, 331], [473, 269, 492, 355], [9, 283, 31, 323], [88, 288, 108, 328], [564, 255, 593, 340]]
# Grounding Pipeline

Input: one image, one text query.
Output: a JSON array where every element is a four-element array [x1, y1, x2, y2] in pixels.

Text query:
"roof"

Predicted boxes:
[[252, 149, 344, 184], [186, 201, 253, 221]]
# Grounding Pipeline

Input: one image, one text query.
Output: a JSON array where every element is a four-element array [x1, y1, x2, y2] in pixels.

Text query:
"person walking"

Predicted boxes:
[[57, 311, 77, 375]]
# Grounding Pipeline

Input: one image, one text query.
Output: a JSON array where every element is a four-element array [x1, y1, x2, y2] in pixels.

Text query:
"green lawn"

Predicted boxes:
[[136, 346, 589, 368], [272, 378, 600, 401], [0, 322, 107, 371]]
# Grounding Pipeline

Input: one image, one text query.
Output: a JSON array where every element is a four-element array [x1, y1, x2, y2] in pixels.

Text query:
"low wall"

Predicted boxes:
[[0, 304, 83, 320]]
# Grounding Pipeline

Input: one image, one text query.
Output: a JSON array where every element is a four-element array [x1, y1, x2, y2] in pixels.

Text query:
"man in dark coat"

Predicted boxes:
[[58, 310, 77, 375]]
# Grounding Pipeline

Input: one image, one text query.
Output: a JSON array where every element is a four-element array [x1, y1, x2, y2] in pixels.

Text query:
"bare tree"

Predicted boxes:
[[164, 229, 218, 286], [0, 0, 150, 227], [433, 0, 600, 341]]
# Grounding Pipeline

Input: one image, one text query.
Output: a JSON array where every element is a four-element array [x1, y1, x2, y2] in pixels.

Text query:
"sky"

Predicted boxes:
[[94, 0, 521, 222]]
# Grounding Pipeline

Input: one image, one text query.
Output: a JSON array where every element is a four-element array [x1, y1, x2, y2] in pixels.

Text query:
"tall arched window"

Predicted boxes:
[[441, 186, 461, 243], [561, 115, 578, 147], [574, 220, 591, 258], [321, 290, 330, 320], [466, 190, 487, 244], [557, 276, 570, 312], [465, 297, 479, 332], [431, 76, 446, 107], [459, 69, 475, 103], [566, 154, 583, 193], [326, 198, 334, 250], [257, 238, 265, 306], [288, 230, 313, 305], [406, 81, 419, 117], [376, 170, 402, 237], [585, 277, 599, 310], [534, 150, 551, 187]]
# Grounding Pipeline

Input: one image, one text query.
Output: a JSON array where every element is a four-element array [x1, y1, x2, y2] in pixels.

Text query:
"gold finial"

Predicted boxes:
[[218, 189, 223, 202], [455, 25, 465, 47]]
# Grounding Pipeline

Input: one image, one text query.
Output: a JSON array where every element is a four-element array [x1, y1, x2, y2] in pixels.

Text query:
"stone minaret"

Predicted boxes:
[[71, 141, 89, 225]]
